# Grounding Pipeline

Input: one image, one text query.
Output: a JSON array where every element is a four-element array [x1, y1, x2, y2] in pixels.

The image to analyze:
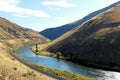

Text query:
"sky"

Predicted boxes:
[[0, 0, 119, 31]]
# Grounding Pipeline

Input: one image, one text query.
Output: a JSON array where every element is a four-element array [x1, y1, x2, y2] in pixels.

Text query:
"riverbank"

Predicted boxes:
[[34, 64, 94, 80], [15, 46, 94, 80], [11, 47, 67, 80], [31, 47, 66, 60], [31, 42, 68, 60]]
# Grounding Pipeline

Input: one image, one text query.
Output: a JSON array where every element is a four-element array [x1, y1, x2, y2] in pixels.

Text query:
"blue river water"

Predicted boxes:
[[18, 46, 120, 80]]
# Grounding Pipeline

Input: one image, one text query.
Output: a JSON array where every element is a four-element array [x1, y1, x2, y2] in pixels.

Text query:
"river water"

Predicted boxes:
[[18, 46, 120, 80]]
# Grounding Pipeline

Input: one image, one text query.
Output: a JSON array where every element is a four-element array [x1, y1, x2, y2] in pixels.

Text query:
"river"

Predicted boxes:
[[17, 46, 120, 80]]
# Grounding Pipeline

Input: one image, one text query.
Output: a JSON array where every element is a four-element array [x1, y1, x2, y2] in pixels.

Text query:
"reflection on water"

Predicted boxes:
[[18, 46, 120, 80]]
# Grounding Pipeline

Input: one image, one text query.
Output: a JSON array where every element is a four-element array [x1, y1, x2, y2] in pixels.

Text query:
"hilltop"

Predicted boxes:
[[40, 1, 120, 40], [0, 17, 47, 41]]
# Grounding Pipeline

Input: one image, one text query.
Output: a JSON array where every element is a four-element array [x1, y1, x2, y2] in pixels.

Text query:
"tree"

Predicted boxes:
[[35, 44, 38, 52]]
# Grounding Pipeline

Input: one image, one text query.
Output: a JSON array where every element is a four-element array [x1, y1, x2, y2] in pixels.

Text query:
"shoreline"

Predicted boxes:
[[11, 46, 67, 80], [11, 45, 94, 80]]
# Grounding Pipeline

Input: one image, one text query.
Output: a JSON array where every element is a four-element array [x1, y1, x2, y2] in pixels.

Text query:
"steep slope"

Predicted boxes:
[[0, 17, 48, 41], [45, 4, 120, 67], [40, 1, 120, 40]]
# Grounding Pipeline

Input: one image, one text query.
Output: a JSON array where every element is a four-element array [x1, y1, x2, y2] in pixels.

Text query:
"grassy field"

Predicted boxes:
[[34, 64, 95, 80]]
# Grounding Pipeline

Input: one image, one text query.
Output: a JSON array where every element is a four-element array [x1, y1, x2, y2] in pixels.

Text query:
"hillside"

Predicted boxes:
[[0, 17, 48, 41], [45, 4, 120, 67], [40, 1, 120, 40], [0, 42, 54, 80], [0, 17, 54, 80]]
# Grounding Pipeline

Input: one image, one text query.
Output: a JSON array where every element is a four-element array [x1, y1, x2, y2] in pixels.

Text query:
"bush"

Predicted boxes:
[[56, 52, 62, 58]]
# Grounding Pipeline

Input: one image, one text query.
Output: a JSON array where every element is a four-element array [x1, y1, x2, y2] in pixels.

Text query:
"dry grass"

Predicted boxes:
[[0, 40, 55, 80], [0, 17, 48, 41]]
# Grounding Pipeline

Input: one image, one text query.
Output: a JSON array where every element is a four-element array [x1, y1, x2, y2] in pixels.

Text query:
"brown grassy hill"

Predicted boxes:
[[45, 4, 120, 67], [0, 17, 54, 80], [0, 17, 47, 41]]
